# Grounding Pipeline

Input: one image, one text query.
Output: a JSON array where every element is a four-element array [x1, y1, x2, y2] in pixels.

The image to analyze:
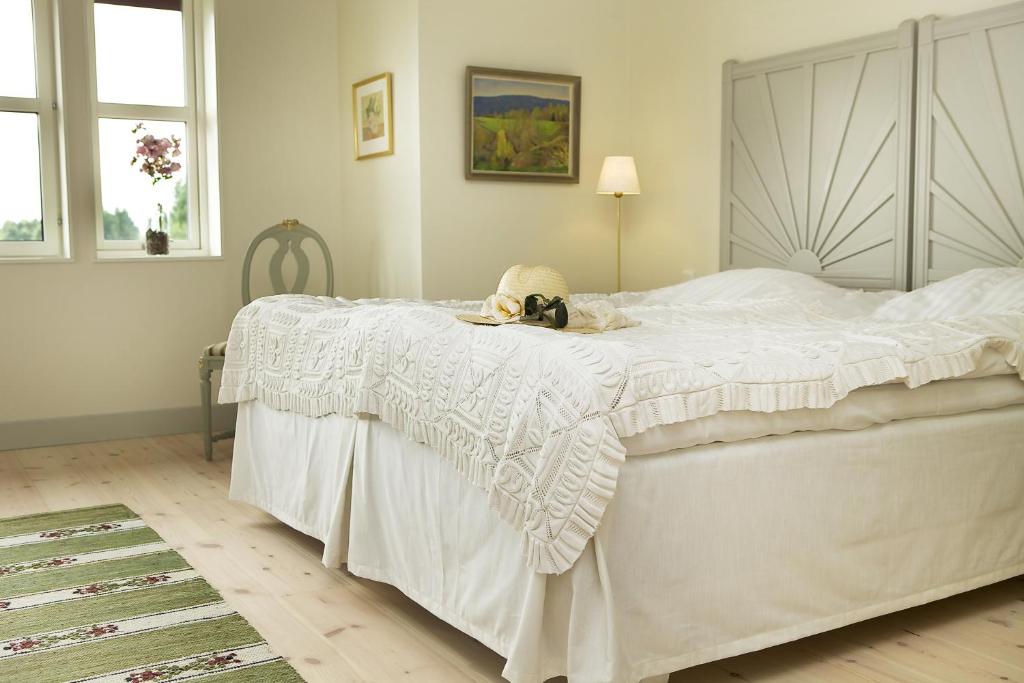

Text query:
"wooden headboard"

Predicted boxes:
[[913, 3, 1024, 286], [720, 21, 916, 291], [721, 1, 1024, 290]]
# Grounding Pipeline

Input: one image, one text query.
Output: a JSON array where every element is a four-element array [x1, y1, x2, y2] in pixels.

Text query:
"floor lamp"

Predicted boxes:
[[596, 156, 641, 292]]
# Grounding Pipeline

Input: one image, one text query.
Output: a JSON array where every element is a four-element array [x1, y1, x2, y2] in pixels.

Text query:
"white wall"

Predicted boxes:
[[0, 0, 344, 431], [625, 0, 1012, 288], [337, 0, 422, 299], [416, 0, 630, 299]]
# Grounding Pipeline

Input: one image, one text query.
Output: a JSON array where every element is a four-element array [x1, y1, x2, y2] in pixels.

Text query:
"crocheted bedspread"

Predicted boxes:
[[219, 294, 1023, 573]]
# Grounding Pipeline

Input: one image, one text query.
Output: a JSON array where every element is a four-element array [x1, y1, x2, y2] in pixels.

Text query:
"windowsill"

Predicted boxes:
[[95, 250, 222, 262], [0, 255, 74, 265]]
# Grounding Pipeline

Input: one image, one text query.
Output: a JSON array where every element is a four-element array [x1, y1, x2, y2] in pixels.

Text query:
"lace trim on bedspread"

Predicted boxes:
[[219, 295, 1024, 573]]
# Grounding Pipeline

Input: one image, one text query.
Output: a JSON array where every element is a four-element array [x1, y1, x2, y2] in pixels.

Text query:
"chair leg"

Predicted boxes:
[[199, 358, 214, 461]]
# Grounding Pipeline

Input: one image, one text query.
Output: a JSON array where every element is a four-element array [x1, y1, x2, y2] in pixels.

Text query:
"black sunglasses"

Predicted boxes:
[[522, 293, 568, 329]]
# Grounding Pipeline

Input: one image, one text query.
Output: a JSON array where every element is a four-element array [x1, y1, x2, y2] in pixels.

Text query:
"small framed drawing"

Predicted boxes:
[[465, 66, 581, 183], [352, 72, 394, 160]]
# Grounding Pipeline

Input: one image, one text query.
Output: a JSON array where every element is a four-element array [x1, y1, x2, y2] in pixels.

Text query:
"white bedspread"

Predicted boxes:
[[219, 267, 1024, 573]]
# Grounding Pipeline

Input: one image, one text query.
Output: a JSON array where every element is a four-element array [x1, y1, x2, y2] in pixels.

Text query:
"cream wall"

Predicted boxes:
[[338, 0, 422, 299], [416, 0, 630, 299], [0, 0, 344, 434], [625, 0, 1013, 289]]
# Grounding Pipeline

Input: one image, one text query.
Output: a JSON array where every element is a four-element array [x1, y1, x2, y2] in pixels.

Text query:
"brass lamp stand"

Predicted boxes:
[[596, 156, 640, 293], [614, 191, 624, 292]]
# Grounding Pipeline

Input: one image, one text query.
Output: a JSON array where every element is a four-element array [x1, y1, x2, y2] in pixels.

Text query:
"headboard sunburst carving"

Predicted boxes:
[[721, 21, 917, 290]]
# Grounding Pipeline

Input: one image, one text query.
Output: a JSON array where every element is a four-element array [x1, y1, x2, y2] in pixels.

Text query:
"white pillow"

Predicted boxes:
[[872, 268, 1024, 321], [637, 268, 896, 316]]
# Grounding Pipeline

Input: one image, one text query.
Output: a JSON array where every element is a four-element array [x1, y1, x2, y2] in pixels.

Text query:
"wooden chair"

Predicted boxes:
[[198, 219, 334, 460]]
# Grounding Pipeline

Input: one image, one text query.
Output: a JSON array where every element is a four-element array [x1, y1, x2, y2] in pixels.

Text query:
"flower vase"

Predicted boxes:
[[145, 205, 169, 255], [145, 229, 169, 255]]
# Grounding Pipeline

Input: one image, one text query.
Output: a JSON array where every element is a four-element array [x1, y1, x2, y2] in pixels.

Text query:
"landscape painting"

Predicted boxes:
[[466, 67, 581, 182]]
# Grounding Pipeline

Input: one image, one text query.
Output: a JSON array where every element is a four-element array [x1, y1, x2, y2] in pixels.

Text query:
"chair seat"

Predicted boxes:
[[205, 341, 228, 357]]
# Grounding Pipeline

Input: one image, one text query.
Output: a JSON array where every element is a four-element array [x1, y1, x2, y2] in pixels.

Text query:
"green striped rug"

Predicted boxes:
[[0, 504, 303, 683]]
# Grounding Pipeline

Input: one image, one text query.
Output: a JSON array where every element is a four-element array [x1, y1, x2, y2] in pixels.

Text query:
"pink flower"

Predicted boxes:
[[130, 124, 182, 183]]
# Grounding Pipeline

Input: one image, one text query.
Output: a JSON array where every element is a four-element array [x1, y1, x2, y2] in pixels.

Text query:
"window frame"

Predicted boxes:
[[0, 0, 219, 263], [88, 0, 207, 255], [0, 0, 65, 258]]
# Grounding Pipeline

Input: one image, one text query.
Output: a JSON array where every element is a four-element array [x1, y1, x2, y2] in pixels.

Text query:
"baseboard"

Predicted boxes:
[[0, 404, 238, 452]]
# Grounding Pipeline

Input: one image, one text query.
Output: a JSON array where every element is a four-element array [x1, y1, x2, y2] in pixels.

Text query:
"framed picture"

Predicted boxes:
[[352, 72, 394, 160], [465, 66, 581, 183]]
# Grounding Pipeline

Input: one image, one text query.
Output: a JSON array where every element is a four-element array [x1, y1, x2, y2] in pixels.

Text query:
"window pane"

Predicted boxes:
[[99, 118, 189, 242], [94, 3, 186, 106], [0, 112, 43, 242], [0, 0, 37, 98]]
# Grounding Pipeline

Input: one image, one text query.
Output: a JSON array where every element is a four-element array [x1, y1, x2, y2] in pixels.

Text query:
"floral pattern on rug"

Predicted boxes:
[[3, 624, 118, 653], [73, 575, 172, 596], [124, 652, 241, 682], [0, 557, 75, 577], [38, 522, 122, 540]]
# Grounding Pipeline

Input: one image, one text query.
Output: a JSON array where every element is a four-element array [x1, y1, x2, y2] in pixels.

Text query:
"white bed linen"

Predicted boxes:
[[623, 371, 1024, 454], [220, 269, 1024, 573], [231, 401, 1024, 683]]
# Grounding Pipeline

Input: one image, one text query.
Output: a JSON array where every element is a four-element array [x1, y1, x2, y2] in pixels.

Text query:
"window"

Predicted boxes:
[[0, 0, 63, 258], [0, 0, 218, 261], [91, 0, 212, 256]]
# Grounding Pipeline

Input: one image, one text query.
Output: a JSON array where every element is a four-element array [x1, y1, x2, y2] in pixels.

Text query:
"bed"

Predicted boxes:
[[220, 3, 1024, 682], [220, 267, 1024, 683]]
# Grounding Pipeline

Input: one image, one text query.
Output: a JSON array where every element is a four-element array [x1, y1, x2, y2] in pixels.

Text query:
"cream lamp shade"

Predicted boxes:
[[596, 156, 640, 196]]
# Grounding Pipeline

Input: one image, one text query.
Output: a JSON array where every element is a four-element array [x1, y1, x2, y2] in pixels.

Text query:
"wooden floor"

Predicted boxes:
[[1, 434, 1021, 683]]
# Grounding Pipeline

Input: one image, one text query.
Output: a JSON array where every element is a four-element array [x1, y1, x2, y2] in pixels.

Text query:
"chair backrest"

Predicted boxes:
[[242, 219, 335, 305]]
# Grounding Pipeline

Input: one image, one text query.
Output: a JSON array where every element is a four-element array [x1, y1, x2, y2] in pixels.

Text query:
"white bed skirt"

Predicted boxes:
[[230, 403, 1024, 683]]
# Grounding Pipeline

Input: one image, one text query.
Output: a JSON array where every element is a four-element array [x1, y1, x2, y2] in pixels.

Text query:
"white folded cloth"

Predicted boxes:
[[567, 299, 638, 332]]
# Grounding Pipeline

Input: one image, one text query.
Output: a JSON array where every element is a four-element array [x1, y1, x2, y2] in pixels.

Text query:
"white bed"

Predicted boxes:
[[221, 4, 1024, 678], [222, 267, 1024, 683]]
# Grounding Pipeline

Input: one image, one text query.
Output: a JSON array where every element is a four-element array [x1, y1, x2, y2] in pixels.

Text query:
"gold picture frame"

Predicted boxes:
[[352, 72, 394, 160], [465, 66, 581, 183]]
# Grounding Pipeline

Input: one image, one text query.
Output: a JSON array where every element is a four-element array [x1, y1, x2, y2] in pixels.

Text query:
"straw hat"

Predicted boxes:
[[468, 265, 570, 323], [496, 264, 569, 304]]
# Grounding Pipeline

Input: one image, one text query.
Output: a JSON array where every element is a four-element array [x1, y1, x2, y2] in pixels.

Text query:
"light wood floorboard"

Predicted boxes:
[[1, 435, 1021, 682]]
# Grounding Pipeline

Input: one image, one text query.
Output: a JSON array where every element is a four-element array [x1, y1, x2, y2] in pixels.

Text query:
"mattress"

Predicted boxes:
[[623, 369, 1024, 455]]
